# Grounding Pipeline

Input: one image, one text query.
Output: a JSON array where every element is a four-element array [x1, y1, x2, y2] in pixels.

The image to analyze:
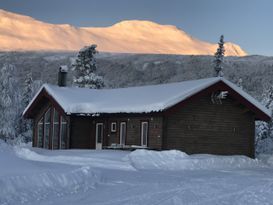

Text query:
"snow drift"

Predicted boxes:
[[1, 140, 273, 205], [126, 149, 262, 170], [0, 141, 101, 204]]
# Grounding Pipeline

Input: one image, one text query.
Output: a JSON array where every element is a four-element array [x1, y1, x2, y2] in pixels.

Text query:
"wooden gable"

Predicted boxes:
[[23, 88, 66, 119], [165, 81, 271, 122]]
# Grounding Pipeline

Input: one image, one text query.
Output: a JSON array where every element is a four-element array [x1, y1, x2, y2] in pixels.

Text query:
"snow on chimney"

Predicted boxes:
[[58, 65, 68, 87]]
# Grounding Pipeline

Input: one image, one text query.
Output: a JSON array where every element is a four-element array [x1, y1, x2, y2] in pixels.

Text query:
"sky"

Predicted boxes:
[[0, 0, 273, 56]]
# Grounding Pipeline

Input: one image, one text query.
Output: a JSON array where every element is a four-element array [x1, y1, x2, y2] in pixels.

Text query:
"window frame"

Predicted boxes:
[[60, 115, 68, 149], [43, 108, 51, 149], [52, 108, 60, 149], [95, 123, 104, 148], [37, 116, 44, 148], [35, 105, 68, 150], [119, 122, 127, 145], [111, 122, 117, 132], [141, 121, 149, 147]]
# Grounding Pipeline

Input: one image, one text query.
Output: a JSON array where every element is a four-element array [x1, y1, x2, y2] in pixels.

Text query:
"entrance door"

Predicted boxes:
[[120, 122, 126, 146], [141, 122, 148, 147], [96, 123, 103, 149]]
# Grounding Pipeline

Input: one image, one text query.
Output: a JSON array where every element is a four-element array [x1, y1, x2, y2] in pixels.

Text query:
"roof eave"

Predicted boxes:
[[23, 85, 67, 119]]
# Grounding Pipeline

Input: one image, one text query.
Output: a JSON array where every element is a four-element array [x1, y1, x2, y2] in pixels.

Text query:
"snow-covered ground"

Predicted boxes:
[[1, 141, 273, 205]]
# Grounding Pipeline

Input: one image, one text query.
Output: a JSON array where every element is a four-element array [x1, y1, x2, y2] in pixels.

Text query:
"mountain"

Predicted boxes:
[[0, 9, 247, 56]]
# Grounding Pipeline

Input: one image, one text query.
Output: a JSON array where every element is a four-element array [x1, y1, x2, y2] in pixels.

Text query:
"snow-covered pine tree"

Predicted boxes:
[[0, 64, 21, 141], [73, 44, 104, 89], [256, 85, 273, 154], [18, 72, 34, 141], [214, 35, 225, 77]]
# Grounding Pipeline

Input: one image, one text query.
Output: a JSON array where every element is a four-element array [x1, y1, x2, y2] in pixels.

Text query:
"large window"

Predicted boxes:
[[141, 122, 148, 147], [52, 108, 59, 149], [60, 116, 67, 149], [37, 117, 44, 148], [36, 106, 68, 149], [44, 108, 51, 149]]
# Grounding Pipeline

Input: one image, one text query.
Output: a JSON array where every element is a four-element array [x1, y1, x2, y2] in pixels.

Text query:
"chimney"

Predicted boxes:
[[58, 65, 68, 87]]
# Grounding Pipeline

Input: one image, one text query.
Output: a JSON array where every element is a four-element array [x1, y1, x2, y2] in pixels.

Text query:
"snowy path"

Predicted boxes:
[[1, 143, 273, 205]]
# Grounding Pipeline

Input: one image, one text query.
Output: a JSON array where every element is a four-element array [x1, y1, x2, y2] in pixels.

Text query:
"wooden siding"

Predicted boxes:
[[69, 115, 163, 150], [164, 94, 255, 158], [70, 117, 94, 149], [104, 114, 162, 149]]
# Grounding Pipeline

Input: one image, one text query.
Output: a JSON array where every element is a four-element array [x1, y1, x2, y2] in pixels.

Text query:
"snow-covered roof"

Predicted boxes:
[[23, 77, 271, 119]]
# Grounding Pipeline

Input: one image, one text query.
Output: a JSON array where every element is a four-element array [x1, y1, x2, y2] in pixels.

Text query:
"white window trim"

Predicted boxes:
[[96, 123, 104, 149], [141, 122, 148, 147], [111, 122, 117, 132], [120, 122, 126, 145]]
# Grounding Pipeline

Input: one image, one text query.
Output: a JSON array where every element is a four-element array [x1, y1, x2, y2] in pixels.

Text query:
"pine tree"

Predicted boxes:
[[22, 72, 34, 108], [0, 64, 20, 141], [73, 44, 104, 89], [214, 35, 225, 77], [18, 72, 34, 141], [256, 85, 273, 154]]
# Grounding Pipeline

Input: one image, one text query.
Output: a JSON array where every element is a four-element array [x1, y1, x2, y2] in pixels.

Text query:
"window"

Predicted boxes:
[[141, 122, 148, 147], [37, 117, 44, 148], [52, 108, 59, 149], [60, 116, 67, 149], [35, 106, 68, 150], [44, 108, 51, 149], [120, 122, 126, 145], [111, 122, 117, 132]]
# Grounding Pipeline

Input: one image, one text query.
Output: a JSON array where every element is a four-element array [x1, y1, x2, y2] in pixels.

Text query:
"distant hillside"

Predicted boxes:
[[0, 52, 272, 101], [0, 9, 246, 56]]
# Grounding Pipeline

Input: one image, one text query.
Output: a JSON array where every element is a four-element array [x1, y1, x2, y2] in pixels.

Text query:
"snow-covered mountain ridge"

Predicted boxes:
[[0, 9, 246, 56]]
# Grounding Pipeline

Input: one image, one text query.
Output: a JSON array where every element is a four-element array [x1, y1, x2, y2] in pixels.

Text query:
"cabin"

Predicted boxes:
[[23, 75, 271, 158]]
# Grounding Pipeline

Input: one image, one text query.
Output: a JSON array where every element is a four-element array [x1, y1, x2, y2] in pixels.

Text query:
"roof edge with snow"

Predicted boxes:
[[23, 77, 271, 121]]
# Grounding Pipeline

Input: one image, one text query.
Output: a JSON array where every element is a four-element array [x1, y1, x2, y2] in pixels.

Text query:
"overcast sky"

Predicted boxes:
[[1, 0, 273, 56]]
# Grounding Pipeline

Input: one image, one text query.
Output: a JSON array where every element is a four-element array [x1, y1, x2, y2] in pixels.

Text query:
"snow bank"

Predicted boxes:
[[0, 166, 100, 204], [15, 146, 134, 171], [2, 140, 273, 204], [258, 154, 273, 167], [0, 139, 11, 152], [0, 142, 102, 204], [266, 156, 273, 166], [126, 149, 262, 170]]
